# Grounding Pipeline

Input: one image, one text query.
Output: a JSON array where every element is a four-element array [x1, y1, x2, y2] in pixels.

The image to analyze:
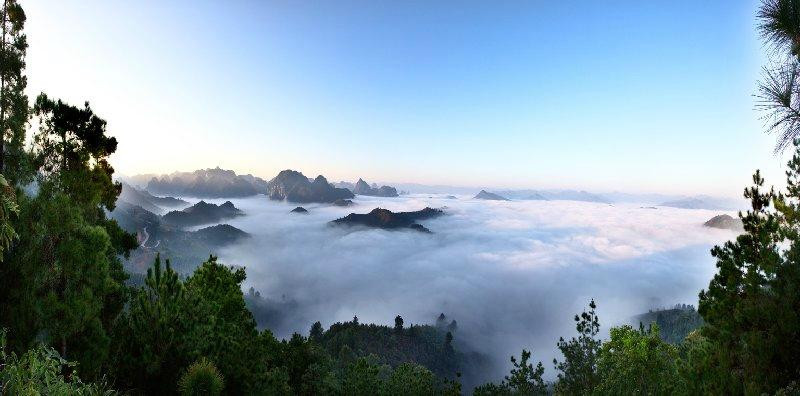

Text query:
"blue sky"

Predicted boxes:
[[24, 0, 782, 195]]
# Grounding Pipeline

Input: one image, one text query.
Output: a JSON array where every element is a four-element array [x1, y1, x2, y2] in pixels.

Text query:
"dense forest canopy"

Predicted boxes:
[[2, 0, 800, 394]]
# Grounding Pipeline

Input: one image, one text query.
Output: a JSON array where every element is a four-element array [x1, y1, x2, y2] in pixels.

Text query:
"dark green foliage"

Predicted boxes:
[[310, 321, 324, 343], [553, 299, 600, 395], [113, 254, 187, 392], [383, 362, 438, 395], [0, 330, 116, 394], [281, 332, 328, 393], [693, 142, 800, 394], [0, 90, 135, 379], [759, 0, 800, 56], [474, 349, 546, 395], [595, 324, 680, 395], [674, 330, 717, 395], [323, 356, 459, 396], [504, 350, 546, 395], [757, 0, 800, 152], [0, 0, 30, 183], [178, 358, 224, 396], [0, 173, 17, 260], [113, 255, 287, 395], [317, 316, 460, 380]]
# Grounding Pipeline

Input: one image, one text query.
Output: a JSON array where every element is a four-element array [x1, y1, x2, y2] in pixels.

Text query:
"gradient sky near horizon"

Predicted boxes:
[[23, 0, 784, 196]]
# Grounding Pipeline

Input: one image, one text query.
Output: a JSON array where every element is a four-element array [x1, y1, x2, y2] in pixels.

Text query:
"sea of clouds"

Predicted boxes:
[[198, 194, 738, 382]]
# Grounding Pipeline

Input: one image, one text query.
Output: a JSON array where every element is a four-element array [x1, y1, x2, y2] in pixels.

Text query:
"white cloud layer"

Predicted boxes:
[[201, 194, 738, 381]]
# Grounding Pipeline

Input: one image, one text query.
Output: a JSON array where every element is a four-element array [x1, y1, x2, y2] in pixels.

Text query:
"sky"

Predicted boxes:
[[23, 0, 785, 196]]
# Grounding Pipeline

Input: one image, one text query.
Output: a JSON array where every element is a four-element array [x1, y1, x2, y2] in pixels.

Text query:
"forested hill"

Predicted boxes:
[[244, 287, 493, 390], [314, 314, 492, 387], [633, 305, 704, 344]]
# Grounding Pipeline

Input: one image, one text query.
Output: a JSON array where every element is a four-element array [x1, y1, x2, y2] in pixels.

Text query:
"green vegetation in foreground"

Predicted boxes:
[[3, 0, 800, 394]]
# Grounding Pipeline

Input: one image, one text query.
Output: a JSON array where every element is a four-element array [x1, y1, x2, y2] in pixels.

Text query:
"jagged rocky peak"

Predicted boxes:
[[267, 169, 354, 203]]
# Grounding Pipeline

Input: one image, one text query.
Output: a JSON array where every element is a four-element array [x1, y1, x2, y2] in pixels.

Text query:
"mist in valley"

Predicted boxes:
[[191, 194, 737, 382]]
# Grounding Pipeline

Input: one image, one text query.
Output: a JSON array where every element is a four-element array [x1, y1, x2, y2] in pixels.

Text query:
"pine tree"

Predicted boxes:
[[695, 144, 800, 393], [553, 299, 601, 395], [394, 315, 404, 333], [0, 0, 28, 182], [310, 321, 324, 343]]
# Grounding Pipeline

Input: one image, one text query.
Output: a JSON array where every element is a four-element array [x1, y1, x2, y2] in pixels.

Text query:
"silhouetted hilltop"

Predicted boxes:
[[290, 206, 308, 214], [162, 200, 243, 228], [704, 214, 744, 231], [333, 199, 354, 207], [353, 178, 399, 197], [195, 224, 249, 246], [266, 170, 354, 203], [144, 167, 267, 198], [331, 207, 444, 232], [473, 190, 509, 201]]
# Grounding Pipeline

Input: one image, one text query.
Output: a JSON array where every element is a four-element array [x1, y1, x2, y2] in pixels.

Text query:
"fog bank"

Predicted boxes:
[[202, 194, 735, 381]]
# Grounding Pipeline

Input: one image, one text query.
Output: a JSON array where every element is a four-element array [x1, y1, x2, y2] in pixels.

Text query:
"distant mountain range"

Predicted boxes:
[[660, 198, 709, 209], [331, 207, 444, 232], [126, 168, 744, 209], [140, 167, 268, 198], [353, 178, 399, 197], [267, 170, 355, 203], [496, 189, 610, 203], [331, 179, 399, 197], [658, 196, 743, 210]]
